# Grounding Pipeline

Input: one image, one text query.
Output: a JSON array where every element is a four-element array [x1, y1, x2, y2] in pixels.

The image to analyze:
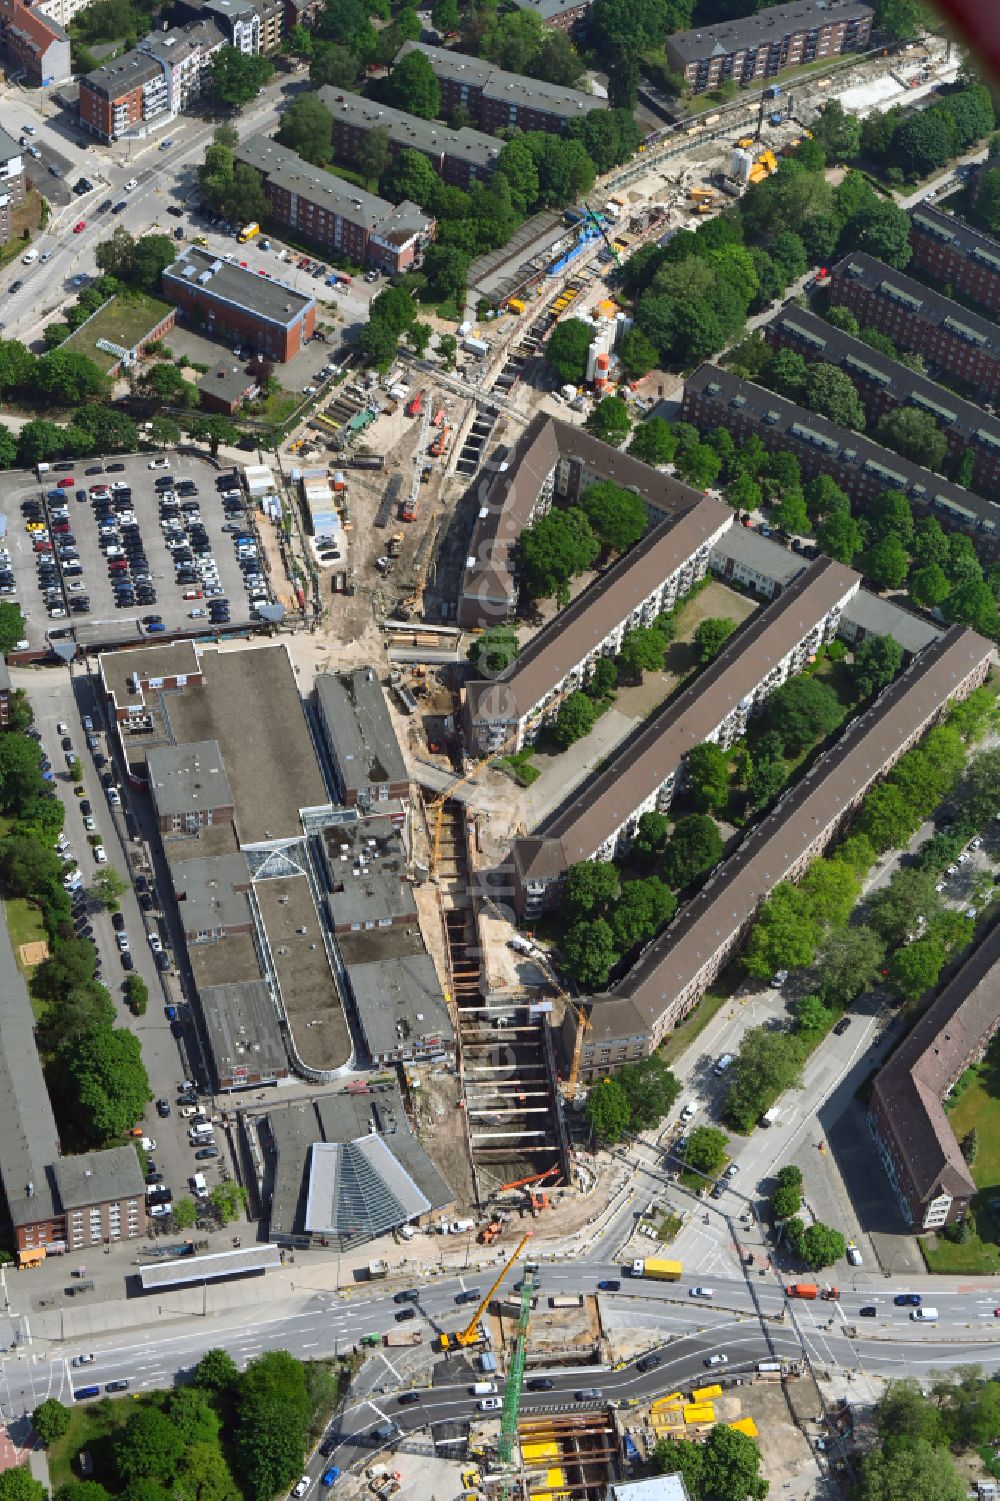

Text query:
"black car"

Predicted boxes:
[[145, 1172, 163, 1185], [597, 1279, 620, 1292], [394, 1307, 416, 1322], [80, 799, 92, 816], [859, 1306, 877, 1317], [122, 952, 134, 971], [394, 1289, 419, 1304], [636, 1354, 662, 1374], [112, 201, 127, 213], [710, 1182, 724, 1199], [319, 1438, 337, 1458], [397, 1393, 420, 1407], [167, 205, 184, 217], [139, 892, 153, 911], [177, 1091, 198, 1105], [156, 1098, 171, 1117], [112, 912, 126, 932], [528, 1378, 555, 1391], [832, 1017, 851, 1036], [98, 201, 112, 213], [194, 1146, 219, 1160], [9, 280, 22, 293], [105, 1380, 130, 1393], [107, 463, 125, 472]]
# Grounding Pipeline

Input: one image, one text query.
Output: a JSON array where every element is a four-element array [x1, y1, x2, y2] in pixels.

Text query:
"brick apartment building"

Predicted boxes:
[[0, 126, 25, 248], [869, 925, 1000, 1230], [908, 204, 1000, 318], [508, 0, 592, 29], [511, 557, 859, 918], [465, 497, 733, 757], [664, 0, 871, 94], [828, 252, 1000, 400], [235, 135, 434, 274], [564, 625, 992, 1078], [0, 0, 70, 84], [79, 50, 171, 141], [393, 41, 606, 136], [763, 305, 1000, 502], [682, 365, 1000, 561], [162, 245, 316, 361], [173, 0, 283, 53], [317, 86, 500, 190], [35, 0, 93, 27]]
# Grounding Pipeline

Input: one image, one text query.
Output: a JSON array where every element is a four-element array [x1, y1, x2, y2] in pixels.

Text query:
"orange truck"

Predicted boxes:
[[787, 1284, 818, 1299]]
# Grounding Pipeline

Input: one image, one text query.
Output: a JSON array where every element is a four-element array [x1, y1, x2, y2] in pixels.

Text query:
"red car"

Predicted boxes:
[[73, 220, 86, 234], [33, 540, 52, 552], [57, 476, 74, 487]]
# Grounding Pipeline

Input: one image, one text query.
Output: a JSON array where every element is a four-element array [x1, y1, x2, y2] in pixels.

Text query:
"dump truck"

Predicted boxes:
[[787, 1283, 819, 1299], [405, 390, 424, 418], [507, 298, 525, 315], [387, 532, 403, 557], [631, 1258, 682, 1280], [820, 1285, 840, 1300], [384, 1329, 423, 1346], [400, 495, 417, 522]]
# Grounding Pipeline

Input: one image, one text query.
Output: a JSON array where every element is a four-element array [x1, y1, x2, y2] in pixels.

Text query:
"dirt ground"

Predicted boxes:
[[741, 1380, 824, 1497], [410, 1068, 478, 1213]]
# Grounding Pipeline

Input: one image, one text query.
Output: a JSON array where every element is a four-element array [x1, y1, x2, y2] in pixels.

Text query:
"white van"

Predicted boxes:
[[189, 1122, 213, 1141], [189, 1172, 208, 1196], [471, 1382, 497, 1396], [910, 1307, 938, 1321], [22, 248, 38, 265]]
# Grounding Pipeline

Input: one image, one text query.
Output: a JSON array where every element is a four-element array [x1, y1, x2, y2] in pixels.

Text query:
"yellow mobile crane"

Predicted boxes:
[[437, 1233, 531, 1351]]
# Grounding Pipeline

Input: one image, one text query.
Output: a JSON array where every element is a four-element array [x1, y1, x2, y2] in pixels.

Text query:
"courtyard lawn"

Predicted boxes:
[[922, 1041, 1000, 1274]]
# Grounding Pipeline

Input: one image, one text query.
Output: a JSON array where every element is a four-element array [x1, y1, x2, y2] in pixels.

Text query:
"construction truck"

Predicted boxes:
[[400, 495, 417, 522], [405, 390, 424, 418], [367, 1259, 389, 1279], [237, 222, 260, 243], [438, 1233, 530, 1351], [387, 532, 403, 557], [384, 1329, 423, 1346], [788, 1283, 819, 1299], [631, 1258, 682, 1281], [479, 1219, 503, 1245], [689, 186, 715, 201], [429, 424, 450, 458]]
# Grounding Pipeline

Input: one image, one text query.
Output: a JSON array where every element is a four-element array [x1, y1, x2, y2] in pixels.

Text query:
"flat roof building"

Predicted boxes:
[[567, 626, 992, 1077], [247, 1085, 453, 1246], [394, 40, 605, 136], [869, 925, 1000, 1230], [683, 364, 1000, 562], [908, 203, 1000, 318], [763, 304, 1000, 505], [339, 929, 454, 1066], [664, 0, 871, 94], [839, 590, 942, 661], [708, 525, 806, 599], [828, 251, 1000, 402], [162, 245, 317, 363], [198, 978, 288, 1091], [169, 851, 254, 942], [321, 815, 416, 933], [465, 497, 733, 756], [314, 669, 409, 808], [147, 739, 234, 835], [512, 557, 859, 917], [317, 85, 500, 189]]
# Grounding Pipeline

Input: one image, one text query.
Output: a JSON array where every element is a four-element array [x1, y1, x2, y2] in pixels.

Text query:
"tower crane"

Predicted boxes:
[[437, 1233, 531, 1351], [496, 1263, 536, 1501]]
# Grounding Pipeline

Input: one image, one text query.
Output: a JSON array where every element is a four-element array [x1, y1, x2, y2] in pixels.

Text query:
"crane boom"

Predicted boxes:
[[439, 1233, 531, 1350]]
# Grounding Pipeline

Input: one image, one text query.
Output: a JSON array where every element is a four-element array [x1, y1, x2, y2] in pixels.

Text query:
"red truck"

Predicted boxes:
[[787, 1284, 819, 1300]]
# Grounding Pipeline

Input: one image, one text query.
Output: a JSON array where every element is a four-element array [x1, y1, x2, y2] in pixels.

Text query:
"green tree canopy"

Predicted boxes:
[[275, 93, 334, 165], [565, 860, 620, 920], [875, 407, 947, 472], [618, 625, 669, 680], [725, 1022, 807, 1132], [32, 1399, 71, 1446], [519, 507, 599, 600], [562, 917, 617, 988], [683, 1124, 728, 1177], [785, 1218, 846, 1270], [851, 634, 903, 699], [382, 49, 441, 117], [61, 1025, 150, 1147], [468, 626, 519, 677], [210, 47, 274, 108], [585, 1078, 630, 1143], [662, 814, 723, 889], [816, 925, 885, 1006], [695, 616, 736, 663], [628, 417, 676, 465], [888, 937, 946, 999], [584, 396, 632, 448], [685, 741, 730, 815], [113, 1409, 186, 1485], [578, 481, 646, 554], [615, 1054, 680, 1130], [552, 690, 599, 748], [761, 676, 841, 756]]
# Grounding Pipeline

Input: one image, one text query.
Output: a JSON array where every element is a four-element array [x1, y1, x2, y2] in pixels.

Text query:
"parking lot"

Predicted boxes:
[[0, 452, 273, 653]]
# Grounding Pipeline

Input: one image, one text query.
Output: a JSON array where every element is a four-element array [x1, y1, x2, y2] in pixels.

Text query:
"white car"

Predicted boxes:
[[116, 932, 130, 951], [150, 1203, 172, 1218], [140, 1136, 156, 1151], [180, 1105, 202, 1118], [124, 178, 138, 192], [83, 816, 96, 832], [689, 1286, 715, 1298], [72, 1353, 95, 1367], [94, 845, 107, 863], [703, 1354, 728, 1367], [291, 1478, 312, 1498], [149, 933, 163, 953], [107, 787, 121, 807], [57, 721, 69, 734], [680, 1104, 696, 1124], [148, 457, 168, 470]]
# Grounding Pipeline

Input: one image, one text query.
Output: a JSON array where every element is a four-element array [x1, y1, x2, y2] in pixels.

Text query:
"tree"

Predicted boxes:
[[211, 47, 274, 109], [816, 507, 863, 564], [695, 616, 736, 663], [0, 338, 35, 396], [888, 937, 946, 999], [816, 926, 885, 1006], [436, 332, 457, 370], [0, 1472, 45, 1501], [960, 1127, 978, 1165], [839, 198, 912, 269], [763, 348, 807, 402], [866, 868, 941, 948], [275, 93, 333, 166], [62, 1025, 150, 1147], [578, 481, 646, 554], [562, 918, 617, 988], [812, 98, 862, 160], [468, 626, 518, 677], [662, 814, 723, 888], [743, 883, 820, 981], [800, 858, 860, 929], [674, 441, 722, 491], [585, 1078, 630, 1143], [114, 1408, 185, 1485], [357, 124, 392, 188], [684, 741, 729, 816], [616, 1055, 679, 1130], [948, 686, 996, 743], [552, 691, 598, 748], [0, 735, 47, 813], [725, 1020, 806, 1134], [628, 417, 675, 466], [88, 866, 129, 913], [175, 1443, 240, 1501], [632, 810, 668, 861], [909, 562, 950, 610], [583, 395, 631, 448], [125, 973, 148, 1018], [977, 167, 1000, 235], [0, 603, 26, 656], [310, 41, 359, 88], [859, 1439, 966, 1501], [565, 860, 620, 919], [618, 626, 668, 680], [771, 1165, 803, 1220], [170, 1196, 198, 1230], [519, 507, 598, 600], [803, 364, 866, 431], [194, 1348, 239, 1398], [618, 328, 658, 380], [609, 877, 676, 952], [772, 487, 809, 536], [32, 1399, 71, 1446], [383, 49, 440, 117], [875, 407, 947, 473], [851, 634, 902, 699], [588, 657, 617, 700], [699, 1424, 767, 1501], [210, 1181, 247, 1226], [785, 1218, 846, 1270], [165, 1387, 222, 1448], [683, 1125, 728, 1178], [34, 349, 107, 405], [746, 757, 787, 810], [762, 676, 841, 756]]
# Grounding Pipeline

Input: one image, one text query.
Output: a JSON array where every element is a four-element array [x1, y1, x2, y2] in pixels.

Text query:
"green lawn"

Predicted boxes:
[[6, 897, 45, 966], [47, 1393, 138, 1494], [922, 1041, 1000, 1275], [62, 292, 172, 375]]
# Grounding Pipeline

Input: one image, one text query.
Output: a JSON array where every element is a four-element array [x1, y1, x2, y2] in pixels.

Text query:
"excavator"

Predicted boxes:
[[437, 1232, 531, 1351]]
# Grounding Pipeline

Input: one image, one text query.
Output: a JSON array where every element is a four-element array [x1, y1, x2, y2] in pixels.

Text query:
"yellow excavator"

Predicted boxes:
[[437, 1233, 531, 1351]]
